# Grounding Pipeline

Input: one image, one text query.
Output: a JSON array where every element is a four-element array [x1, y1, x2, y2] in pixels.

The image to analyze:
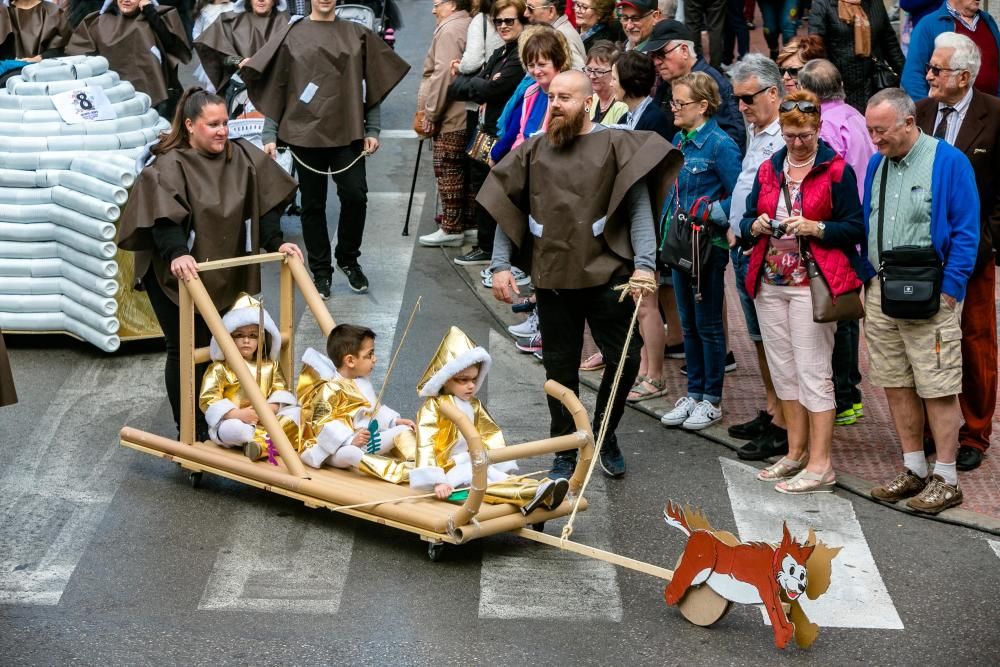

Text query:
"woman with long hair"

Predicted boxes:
[[117, 87, 301, 440]]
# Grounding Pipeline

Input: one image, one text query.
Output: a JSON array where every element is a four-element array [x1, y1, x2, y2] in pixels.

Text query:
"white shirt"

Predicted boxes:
[[729, 117, 783, 237], [933, 87, 974, 146]]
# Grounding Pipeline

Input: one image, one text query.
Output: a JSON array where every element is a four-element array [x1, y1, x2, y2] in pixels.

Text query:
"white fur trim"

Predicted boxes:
[[267, 389, 296, 407], [301, 347, 338, 381], [409, 465, 447, 491], [418, 346, 492, 398], [316, 422, 352, 456], [300, 444, 330, 468], [204, 398, 238, 429], [445, 461, 473, 489], [278, 405, 300, 424], [210, 303, 282, 361]]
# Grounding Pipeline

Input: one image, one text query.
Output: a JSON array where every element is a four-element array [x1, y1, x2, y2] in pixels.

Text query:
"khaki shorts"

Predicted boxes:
[[864, 281, 963, 398]]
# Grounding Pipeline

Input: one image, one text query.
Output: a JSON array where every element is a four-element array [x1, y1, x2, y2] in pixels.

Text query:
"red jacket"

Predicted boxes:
[[740, 140, 867, 299]]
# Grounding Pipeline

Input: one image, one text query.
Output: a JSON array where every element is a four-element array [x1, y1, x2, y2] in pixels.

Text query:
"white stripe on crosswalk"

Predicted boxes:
[[989, 540, 1000, 560], [478, 330, 623, 621], [719, 458, 904, 629], [0, 355, 161, 605]]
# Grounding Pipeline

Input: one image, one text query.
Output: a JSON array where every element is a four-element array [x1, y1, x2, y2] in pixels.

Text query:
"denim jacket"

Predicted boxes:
[[660, 117, 742, 250]]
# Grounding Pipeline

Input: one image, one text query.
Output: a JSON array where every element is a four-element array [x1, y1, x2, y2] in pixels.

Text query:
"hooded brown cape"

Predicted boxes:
[[0, 0, 68, 59], [66, 6, 190, 106], [242, 16, 410, 148], [117, 138, 297, 310], [477, 129, 682, 289], [0, 333, 16, 408], [193, 8, 287, 92]]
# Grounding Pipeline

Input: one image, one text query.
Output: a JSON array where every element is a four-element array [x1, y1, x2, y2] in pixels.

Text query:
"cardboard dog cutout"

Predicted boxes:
[[663, 502, 841, 649]]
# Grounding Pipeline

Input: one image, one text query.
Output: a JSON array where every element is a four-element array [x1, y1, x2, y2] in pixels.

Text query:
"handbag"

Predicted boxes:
[[465, 122, 497, 164], [871, 56, 900, 91], [660, 194, 717, 300], [875, 161, 942, 319]]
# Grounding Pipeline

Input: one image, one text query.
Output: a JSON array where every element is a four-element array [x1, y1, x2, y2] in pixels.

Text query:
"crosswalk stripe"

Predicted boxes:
[[0, 355, 162, 605], [478, 330, 623, 621], [719, 458, 904, 629], [989, 540, 1000, 560]]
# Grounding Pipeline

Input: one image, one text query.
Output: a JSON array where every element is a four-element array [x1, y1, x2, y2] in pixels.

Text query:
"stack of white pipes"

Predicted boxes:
[[0, 56, 170, 352]]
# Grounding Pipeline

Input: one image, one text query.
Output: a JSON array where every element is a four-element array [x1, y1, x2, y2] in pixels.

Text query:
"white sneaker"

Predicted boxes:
[[464, 229, 478, 241], [682, 400, 722, 430], [480, 267, 492, 279], [660, 396, 698, 427], [511, 266, 532, 286], [419, 228, 464, 247], [508, 310, 539, 338]]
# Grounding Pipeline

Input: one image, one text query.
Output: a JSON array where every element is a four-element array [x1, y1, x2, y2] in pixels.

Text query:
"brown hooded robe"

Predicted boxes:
[[0, 333, 16, 407], [0, 0, 68, 59], [193, 7, 287, 92]]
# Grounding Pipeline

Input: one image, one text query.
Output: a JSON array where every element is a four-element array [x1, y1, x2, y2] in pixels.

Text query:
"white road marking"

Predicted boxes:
[[478, 330, 622, 621], [199, 192, 421, 612], [719, 458, 904, 629], [0, 355, 161, 605], [989, 540, 1000, 561]]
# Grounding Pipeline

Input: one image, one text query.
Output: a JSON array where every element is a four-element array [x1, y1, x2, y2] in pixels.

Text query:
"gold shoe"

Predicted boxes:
[[756, 456, 807, 481]]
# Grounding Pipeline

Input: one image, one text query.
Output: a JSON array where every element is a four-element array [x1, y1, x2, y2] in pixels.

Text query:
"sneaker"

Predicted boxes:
[[871, 469, 928, 503], [532, 350, 543, 361], [511, 266, 532, 286], [660, 396, 699, 427], [507, 310, 539, 338], [454, 247, 491, 265], [664, 342, 686, 359], [724, 351, 737, 372], [338, 263, 369, 293], [852, 402, 864, 418], [835, 408, 857, 426], [522, 479, 556, 515], [515, 334, 542, 353], [906, 475, 962, 514], [736, 425, 789, 461], [599, 440, 626, 478], [550, 454, 576, 479], [314, 276, 332, 300], [419, 228, 464, 247], [480, 267, 492, 279], [683, 400, 722, 430], [728, 410, 772, 440]]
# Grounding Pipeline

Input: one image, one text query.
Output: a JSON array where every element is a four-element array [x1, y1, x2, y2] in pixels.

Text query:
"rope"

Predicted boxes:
[[285, 148, 370, 176], [559, 274, 657, 545], [372, 297, 422, 417]]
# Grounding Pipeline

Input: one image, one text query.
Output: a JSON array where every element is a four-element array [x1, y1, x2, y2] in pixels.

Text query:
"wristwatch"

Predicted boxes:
[[817, 222, 826, 237]]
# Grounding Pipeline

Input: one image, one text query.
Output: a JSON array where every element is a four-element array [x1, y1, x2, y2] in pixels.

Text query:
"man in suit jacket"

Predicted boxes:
[[917, 32, 1000, 471]]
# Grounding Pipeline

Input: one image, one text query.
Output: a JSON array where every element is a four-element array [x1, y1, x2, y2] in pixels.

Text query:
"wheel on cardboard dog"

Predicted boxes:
[[673, 554, 732, 627], [188, 471, 203, 488], [427, 542, 446, 562]]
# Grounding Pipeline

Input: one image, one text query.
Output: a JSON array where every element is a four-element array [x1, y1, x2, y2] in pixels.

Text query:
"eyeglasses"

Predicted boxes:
[[650, 42, 683, 61], [731, 87, 771, 105], [779, 66, 801, 77], [493, 16, 518, 26], [583, 66, 612, 77], [525, 2, 552, 13], [779, 100, 819, 114], [617, 10, 653, 24], [669, 99, 698, 110], [925, 63, 961, 77], [432, 0, 454, 7], [782, 131, 816, 143], [573, 1, 592, 10]]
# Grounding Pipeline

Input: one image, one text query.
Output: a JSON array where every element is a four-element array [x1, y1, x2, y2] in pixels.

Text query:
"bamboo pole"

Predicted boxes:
[[279, 259, 295, 382], [196, 251, 287, 272], [451, 498, 589, 542], [180, 276, 308, 478], [542, 380, 595, 496], [179, 280, 196, 445], [486, 433, 590, 464], [518, 528, 675, 581], [437, 398, 487, 530], [285, 255, 336, 337]]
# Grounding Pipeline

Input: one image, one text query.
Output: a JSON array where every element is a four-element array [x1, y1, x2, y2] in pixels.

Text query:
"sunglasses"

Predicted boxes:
[[925, 63, 961, 77], [779, 66, 800, 77], [617, 10, 653, 24], [731, 87, 770, 105], [650, 42, 683, 61], [525, 2, 552, 12], [493, 16, 518, 26], [779, 100, 819, 114]]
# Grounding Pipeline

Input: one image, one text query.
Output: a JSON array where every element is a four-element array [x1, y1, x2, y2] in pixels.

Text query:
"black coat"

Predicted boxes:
[[809, 0, 905, 112], [448, 40, 524, 135]]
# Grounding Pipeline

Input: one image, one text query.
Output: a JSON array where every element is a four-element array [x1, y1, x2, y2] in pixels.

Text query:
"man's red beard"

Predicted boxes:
[[547, 108, 585, 149]]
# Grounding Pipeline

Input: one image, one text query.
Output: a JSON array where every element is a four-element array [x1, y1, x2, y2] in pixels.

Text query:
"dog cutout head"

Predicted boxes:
[[773, 523, 815, 601]]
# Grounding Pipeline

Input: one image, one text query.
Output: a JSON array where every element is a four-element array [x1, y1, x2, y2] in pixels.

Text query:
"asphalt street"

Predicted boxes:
[[2, 2, 999, 665]]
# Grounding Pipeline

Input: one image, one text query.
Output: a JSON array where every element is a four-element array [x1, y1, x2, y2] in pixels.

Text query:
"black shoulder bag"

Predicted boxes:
[[876, 160, 942, 319], [660, 193, 717, 301]]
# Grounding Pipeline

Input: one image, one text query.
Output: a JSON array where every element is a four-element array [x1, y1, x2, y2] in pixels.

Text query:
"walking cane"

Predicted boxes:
[[402, 138, 424, 236]]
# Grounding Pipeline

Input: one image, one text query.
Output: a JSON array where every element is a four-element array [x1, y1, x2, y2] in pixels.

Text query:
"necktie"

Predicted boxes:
[[934, 106, 955, 139]]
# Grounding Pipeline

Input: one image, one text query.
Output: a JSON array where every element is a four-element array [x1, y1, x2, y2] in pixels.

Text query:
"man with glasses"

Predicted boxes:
[[914, 33, 1000, 472], [614, 0, 658, 51], [901, 0, 1000, 100], [523, 0, 586, 67], [863, 87, 979, 514]]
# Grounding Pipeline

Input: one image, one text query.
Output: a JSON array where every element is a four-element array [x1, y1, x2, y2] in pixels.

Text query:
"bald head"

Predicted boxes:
[[551, 69, 594, 98], [798, 59, 844, 102]]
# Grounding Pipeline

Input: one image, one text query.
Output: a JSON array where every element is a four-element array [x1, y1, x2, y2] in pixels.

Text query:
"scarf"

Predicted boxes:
[[838, 0, 871, 57]]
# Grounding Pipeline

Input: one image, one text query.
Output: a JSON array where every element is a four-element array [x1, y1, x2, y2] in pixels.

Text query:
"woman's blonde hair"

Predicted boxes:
[[779, 89, 822, 131], [672, 71, 721, 117]]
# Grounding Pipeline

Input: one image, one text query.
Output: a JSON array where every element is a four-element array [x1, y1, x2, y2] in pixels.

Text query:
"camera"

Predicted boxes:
[[770, 220, 788, 237]]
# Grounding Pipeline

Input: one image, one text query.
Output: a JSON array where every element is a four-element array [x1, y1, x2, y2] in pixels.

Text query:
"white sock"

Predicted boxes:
[[903, 451, 928, 478], [934, 460, 958, 486]]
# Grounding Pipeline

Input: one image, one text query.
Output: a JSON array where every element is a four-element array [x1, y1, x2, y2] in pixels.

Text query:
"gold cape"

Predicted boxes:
[[415, 394, 505, 472]]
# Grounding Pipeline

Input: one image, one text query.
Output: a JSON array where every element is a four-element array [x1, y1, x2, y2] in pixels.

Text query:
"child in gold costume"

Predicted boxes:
[[199, 294, 300, 460], [297, 324, 416, 483], [411, 327, 569, 515]]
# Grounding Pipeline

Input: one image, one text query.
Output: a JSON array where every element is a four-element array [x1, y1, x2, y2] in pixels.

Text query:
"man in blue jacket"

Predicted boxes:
[[863, 88, 979, 515]]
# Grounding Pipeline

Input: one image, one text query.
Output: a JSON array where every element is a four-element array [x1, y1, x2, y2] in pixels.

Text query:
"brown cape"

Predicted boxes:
[[117, 138, 297, 310], [477, 129, 682, 289], [193, 9, 287, 92], [0, 0, 68, 59], [66, 6, 191, 106], [242, 17, 410, 148], [0, 333, 16, 408]]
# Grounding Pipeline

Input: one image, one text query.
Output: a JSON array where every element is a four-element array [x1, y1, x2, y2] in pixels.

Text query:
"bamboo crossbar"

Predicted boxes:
[[517, 528, 675, 581], [487, 433, 589, 464], [195, 251, 287, 272]]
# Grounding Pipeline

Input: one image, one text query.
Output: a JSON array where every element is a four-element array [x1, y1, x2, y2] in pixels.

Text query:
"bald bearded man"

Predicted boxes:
[[479, 70, 682, 479]]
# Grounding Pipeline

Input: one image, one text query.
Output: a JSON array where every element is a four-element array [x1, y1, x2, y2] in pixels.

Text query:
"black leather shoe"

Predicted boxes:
[[728, 410, 773, 440], [736, 425, 788, 461], [956, 445, 983, 471]]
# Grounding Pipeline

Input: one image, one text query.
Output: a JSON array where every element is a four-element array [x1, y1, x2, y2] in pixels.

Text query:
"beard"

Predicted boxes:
[[547, 107, 586, 149]]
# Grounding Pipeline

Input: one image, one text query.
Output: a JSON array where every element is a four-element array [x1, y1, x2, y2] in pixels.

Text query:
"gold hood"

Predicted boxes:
[[417, 326, 491, 398]]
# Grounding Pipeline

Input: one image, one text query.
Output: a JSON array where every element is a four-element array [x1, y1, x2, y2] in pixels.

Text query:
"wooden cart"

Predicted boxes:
[[119, 253, 731, 625]]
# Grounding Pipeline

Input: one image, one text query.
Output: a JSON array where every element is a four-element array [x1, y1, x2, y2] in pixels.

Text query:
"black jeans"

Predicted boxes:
[[832, 319, 862, 413], [468, 159, 494, 254], [722, 0, 750, 64], [685, 0, 729, 68], [143, 269, 211, 438], [291, 142, 368, 280], [535, 281, 643, 460]]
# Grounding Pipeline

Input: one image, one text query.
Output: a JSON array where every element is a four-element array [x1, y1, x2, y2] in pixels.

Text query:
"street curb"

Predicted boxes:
[[445, 249, 1000, 538]]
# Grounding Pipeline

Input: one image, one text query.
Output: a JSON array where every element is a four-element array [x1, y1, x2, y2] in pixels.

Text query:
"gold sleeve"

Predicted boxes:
[[474, 399, 507, 451], [270, 363, 288, 395], [415, 398, 443, 470], [199, 362, 229, 414]]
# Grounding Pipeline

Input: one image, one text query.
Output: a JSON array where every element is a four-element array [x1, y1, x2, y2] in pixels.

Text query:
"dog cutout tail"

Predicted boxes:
[[663, 501, 692, 536]]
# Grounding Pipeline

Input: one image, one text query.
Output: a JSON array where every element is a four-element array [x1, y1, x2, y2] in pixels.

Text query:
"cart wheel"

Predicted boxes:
[[672, 555, 732, 627], [188, 471, 203, 489], [427, 542, 446, 562], [529, 522, 546, 532]]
